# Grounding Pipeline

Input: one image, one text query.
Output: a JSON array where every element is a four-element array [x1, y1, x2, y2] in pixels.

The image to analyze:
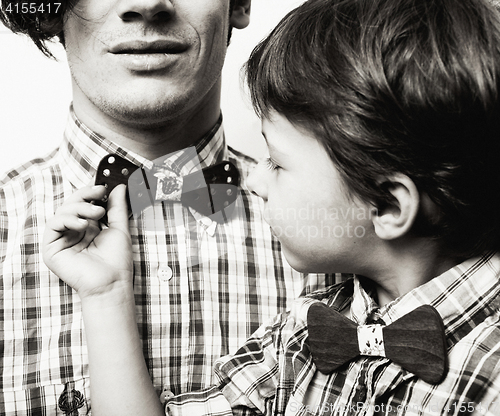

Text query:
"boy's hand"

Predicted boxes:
[[42, 184, 133, 299]]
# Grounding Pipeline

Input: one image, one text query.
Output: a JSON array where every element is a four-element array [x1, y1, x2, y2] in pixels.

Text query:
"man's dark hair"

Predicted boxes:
[[0, 0, 75, 57], [1, 0, 237, 58], [246, 0, 500, 259]]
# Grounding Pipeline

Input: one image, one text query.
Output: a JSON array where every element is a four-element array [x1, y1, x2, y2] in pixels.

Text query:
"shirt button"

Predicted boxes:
[[158, 265, 173, 282], [201, 217, 213, 226], [160, 389, 175, 404]]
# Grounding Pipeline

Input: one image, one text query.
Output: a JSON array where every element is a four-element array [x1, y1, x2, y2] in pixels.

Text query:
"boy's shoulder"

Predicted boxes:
[[455, 307, 500, 369]]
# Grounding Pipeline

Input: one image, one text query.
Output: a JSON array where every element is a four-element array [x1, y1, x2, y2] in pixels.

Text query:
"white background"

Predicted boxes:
[[0, 0, 303, 173]]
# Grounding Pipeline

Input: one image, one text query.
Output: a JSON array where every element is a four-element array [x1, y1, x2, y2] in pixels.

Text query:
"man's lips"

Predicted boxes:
[[109, 39, 189, 71], [109, 39, 188, 54]]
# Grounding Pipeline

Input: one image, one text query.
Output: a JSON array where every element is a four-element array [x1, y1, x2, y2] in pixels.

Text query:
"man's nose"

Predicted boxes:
[[116, 0, 175, 22], [247, 160, 268, 201]]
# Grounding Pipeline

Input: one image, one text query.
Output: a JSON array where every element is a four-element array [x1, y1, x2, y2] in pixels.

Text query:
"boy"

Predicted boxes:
[[1, 1, 338, 414], [43, 0, 500, 414]]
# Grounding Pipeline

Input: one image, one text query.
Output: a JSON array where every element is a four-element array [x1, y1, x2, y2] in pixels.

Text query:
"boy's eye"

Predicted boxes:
[[265, 157, 280, 171]]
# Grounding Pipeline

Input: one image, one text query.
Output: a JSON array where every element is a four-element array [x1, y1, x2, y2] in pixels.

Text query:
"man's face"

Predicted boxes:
[[63, 0, 247, 128]]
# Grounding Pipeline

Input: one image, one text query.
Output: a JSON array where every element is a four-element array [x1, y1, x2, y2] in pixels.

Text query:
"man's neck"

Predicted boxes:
[[71, 83, 222, 161]]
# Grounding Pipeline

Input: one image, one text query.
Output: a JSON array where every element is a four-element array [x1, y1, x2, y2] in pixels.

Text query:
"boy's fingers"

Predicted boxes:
[[56, 201, 106, 220], [106, 184, 130, 235], [43, 214, 88, 247], [63, 185, 107, 205]]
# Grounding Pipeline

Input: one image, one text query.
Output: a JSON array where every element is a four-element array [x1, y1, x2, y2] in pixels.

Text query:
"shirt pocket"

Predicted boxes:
[[0, 378, 91, 416]]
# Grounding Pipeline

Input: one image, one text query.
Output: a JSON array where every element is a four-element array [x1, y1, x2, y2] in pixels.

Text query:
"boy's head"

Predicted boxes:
[[246, 0, 500, 262]]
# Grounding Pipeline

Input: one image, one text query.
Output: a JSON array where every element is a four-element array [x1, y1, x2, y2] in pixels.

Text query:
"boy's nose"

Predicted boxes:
[[247, 160, 268, 201]]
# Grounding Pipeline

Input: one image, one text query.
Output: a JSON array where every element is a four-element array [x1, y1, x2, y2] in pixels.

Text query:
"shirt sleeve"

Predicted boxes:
[[165, 311, 290, 416]]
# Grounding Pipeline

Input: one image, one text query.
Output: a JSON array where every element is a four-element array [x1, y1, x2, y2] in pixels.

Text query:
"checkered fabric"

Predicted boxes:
[[0, 108, 338, 415], [165, 252, 500, 416]]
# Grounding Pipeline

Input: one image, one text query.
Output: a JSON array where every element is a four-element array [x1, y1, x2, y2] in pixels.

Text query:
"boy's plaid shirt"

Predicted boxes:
[[166, 252, 500, 416], [0, 109, 337, 415]]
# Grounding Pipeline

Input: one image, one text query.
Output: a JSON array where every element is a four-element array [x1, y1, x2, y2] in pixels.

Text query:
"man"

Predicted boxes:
[[0, 1, 336, 414], [42, 0, 500, 415]]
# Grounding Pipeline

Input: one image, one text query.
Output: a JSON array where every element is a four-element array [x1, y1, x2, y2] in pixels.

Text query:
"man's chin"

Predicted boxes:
[[95, 96, 190, 127]]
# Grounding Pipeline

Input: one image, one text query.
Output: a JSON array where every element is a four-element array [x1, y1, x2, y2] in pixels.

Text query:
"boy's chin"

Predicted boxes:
[[282, 250, 322, 274], [283, 249, 347, 275]]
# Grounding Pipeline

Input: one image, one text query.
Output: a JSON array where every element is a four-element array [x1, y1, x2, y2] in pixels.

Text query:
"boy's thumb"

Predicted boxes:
[[106, 184, 130, 235]]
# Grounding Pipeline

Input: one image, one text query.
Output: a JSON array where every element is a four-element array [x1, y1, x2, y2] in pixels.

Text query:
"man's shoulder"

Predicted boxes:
[[0, 149, 62, 221], [0, 149, 60, 189], [226, 147, 260, 193], [227, 146, 258, 174]]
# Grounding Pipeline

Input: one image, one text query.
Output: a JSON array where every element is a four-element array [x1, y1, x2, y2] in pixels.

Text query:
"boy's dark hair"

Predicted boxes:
[[1, 0, 237, 58], [246, 0, 500, 259]]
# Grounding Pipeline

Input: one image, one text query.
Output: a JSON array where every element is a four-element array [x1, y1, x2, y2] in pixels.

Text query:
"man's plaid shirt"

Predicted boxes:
[[0, 109, 336, 415], [165, 252, 500, 416]]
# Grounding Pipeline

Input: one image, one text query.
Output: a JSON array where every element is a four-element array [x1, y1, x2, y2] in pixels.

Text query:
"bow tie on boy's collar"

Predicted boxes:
[[307, 277, 448, 384], [94, 146, 241, 235]]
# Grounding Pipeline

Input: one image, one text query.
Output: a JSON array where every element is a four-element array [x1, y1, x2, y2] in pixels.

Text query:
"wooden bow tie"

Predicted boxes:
[[94, 154, 240, 221], [307, 303, 447, 384]]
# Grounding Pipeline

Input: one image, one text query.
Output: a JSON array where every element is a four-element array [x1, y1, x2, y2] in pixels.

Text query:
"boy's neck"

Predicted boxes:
[[368, 238, 460, 307]]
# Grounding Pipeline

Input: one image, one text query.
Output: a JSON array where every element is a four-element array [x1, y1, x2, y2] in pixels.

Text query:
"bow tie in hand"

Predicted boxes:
[[94, 154, 240, 222], [307, 303, 447, 384]]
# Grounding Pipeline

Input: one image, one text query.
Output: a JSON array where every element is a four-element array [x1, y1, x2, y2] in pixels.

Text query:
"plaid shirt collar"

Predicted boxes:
[[59, 105, 227, 191], [344, 252, 500, 348]]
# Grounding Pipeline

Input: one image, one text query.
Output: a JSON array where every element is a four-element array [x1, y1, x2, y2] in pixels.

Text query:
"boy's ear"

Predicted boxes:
[[371, 174, 420, 240], [230, 0, 251, 29]]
